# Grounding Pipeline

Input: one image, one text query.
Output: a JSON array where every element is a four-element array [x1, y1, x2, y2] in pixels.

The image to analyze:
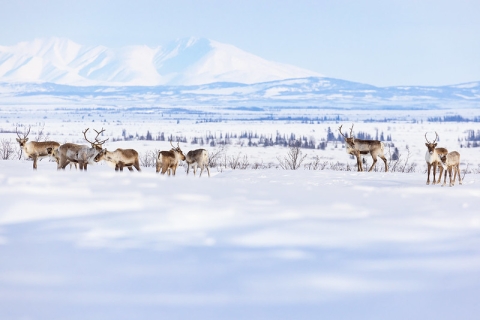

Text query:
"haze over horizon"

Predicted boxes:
[[1, 0, 479, 87]]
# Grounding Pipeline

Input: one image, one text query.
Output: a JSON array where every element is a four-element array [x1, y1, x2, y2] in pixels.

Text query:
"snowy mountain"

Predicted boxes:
[[0, 37, 322, 86]]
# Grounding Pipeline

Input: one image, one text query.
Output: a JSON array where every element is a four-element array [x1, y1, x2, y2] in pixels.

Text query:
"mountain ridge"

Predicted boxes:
[[1, 77, 479, 110]]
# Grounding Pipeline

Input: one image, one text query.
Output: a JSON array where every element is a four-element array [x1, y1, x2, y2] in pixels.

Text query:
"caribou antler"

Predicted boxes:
[[349, 124, 354, 138], [424, 132, 430, 143], [83, 128, 94, 145], [338, 125, 348, 139], [425, 132, 439, 144], [16, 125, 31, 139], [83, 128, 109, 147], [93, 128, 109, 145]]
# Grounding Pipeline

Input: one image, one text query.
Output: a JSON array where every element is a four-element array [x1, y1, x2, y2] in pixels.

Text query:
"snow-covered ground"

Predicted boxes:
[[1, 100, 480, 319], [0, 161, 479, 319]]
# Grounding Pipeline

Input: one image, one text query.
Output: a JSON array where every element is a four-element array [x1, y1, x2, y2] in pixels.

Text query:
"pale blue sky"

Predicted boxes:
[[1, 0, 479, 86]]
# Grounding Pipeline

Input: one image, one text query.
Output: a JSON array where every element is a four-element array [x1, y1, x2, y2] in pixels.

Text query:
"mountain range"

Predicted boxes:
[[1, 77, 479, 110], [1, 37, 479, 110], [0, 37, 321, 86]]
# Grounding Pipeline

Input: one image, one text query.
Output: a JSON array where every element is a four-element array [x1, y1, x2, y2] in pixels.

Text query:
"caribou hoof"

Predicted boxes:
[[426, 181, 430, 185]]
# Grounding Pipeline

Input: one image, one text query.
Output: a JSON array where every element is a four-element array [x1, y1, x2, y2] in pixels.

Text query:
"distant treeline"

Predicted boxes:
[[428, 115, 480, 122], [113, 126, 393, 151], [460, 129, 480, 148]]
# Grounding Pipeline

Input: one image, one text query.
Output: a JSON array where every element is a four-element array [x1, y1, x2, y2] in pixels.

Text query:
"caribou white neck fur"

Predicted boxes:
[[425, 149, 441, 164]]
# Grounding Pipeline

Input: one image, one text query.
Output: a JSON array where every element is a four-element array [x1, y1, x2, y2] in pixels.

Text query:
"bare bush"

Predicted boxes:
[[329, 161, 354, 171], [34, 124, 50, 142], [277, 147, 307, 170], [139, 149, 160, 167], [458, 163, 480, 180], [304, 155, 329, 170], [208, 145, 226, 168], [388, 146, 417, 173], [251, 161, 266, 169], [228, 153, 241, 169], [0, 139, 16, 160], [239, 154, 250, 169]]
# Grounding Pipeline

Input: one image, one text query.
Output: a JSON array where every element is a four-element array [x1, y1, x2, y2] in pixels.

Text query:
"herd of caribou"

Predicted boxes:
[[338, 124, 462, 187], [15, 127, 211, 177], [14, 125, 462, 186]]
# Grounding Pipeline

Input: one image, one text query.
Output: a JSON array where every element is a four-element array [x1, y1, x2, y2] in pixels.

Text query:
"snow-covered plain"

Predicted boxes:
[[1, 160, 480, 320], [1, 86, 480, 319]]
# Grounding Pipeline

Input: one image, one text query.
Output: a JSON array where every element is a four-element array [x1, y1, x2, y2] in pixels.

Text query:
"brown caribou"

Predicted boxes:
[[49, 128, 108, 171], [424, 132, 448, 185], [156, 141, 186, 176], [440, 151, 462, 187], [94, 148, 141, 172], [338, 124, 388, 172], [185, 148, 210, 177], [15, 126, 60, 169]]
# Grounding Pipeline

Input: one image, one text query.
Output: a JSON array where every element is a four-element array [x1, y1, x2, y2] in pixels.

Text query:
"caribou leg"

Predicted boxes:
[[448, 167, 453, 187], [32, 155, 38, 170], [436, 163, 444, 184], [368, 154, 378, 172], [161, 164, 169, 175], [355, 152, 363, 172], [134, 159, 141, 172], [380, 156, 388, 172], [442, 168, 448, 187], [206, 165, 210, 177], [426, 163, 432, 185], [457, 165, 462, 185]]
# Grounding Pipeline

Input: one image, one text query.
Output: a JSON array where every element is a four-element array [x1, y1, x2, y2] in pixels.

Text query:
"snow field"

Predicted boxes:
[[1, 106, 480, 319], [0, 160, 480, 319]]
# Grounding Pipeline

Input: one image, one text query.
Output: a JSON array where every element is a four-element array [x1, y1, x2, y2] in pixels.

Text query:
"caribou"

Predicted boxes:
[[440, 151, 462, 187], [15, 126, 60, 169], [424, 132, 448, 185], [94, 148, 141, 172], [49, 128, 108, 171], [185, 149, 210, 177], [338, 124, 388, 172], [156, 141, 186, 176]]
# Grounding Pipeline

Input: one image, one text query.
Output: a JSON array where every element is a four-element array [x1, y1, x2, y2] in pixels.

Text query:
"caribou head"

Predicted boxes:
[[424, 132, 439, 154], [15, 126, 31, 147], [338, 124, 356, 149], [169, 141, 186, 161]]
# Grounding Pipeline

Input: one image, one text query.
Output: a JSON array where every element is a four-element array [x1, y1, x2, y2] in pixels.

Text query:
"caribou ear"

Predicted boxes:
[[25, 138, 29, 142], [16, 138, 20, 143], [425, 143, 428, 147], [433, 143, 437, 147]]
